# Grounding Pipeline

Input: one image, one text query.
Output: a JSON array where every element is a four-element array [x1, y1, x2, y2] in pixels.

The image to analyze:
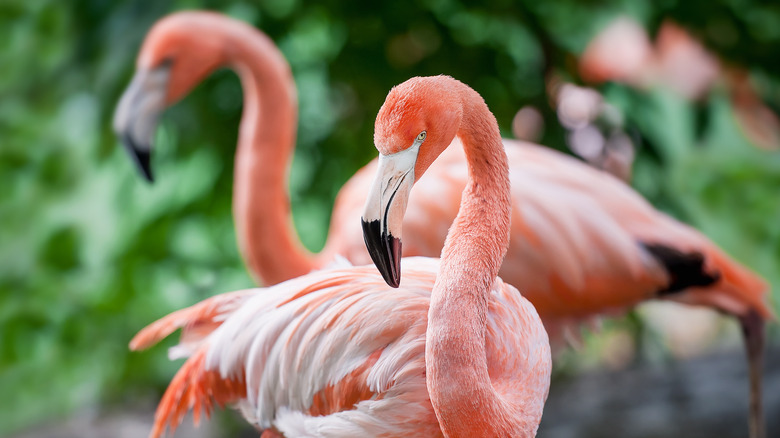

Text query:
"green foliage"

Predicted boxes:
[[0, 0, 778, 434]]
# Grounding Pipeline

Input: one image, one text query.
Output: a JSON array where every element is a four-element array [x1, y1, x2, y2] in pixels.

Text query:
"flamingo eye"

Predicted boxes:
[[155, 57, 174, 70], [416, 131, 427, 142]]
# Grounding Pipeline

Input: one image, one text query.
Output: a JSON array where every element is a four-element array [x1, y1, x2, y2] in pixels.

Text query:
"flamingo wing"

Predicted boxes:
[[143, 261, 439, 438], [130, 289, 255, 357], [136, 258, 547, 438]]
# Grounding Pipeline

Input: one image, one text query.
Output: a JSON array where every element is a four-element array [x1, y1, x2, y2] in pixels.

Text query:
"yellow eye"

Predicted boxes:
[[417, 131, 427, 142]]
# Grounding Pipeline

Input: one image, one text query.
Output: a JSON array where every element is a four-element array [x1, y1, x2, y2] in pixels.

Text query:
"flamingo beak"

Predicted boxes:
[[361, 145, 420, 288], [113, 63, 171, 183]]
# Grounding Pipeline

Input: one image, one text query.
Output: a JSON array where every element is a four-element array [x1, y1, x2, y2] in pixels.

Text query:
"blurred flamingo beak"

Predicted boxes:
[[361, 145, 420, 288], [113, 64, 171, 183]]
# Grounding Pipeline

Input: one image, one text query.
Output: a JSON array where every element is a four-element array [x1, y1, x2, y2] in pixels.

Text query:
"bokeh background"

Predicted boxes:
[[2, 0, 779, 437]]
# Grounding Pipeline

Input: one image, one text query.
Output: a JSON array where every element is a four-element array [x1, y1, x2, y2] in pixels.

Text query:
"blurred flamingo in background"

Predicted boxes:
[[115, 12, 771, 436], [546, 17, 780, 182], [130, 75, 552, 438], [113, 11, 349, 287], [580, 17, 780, 151]]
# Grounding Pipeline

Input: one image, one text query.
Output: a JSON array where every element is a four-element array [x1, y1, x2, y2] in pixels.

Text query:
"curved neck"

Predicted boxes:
[[426, 84, 534, 436], [225, 26, 319, 285]]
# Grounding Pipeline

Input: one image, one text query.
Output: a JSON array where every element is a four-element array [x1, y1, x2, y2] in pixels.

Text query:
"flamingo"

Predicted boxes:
[[130, 75, 552, 438], [114, 12, 771, 435]]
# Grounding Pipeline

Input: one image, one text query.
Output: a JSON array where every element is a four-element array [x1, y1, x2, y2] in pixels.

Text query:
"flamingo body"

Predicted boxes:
[[335, 139, 769, 324], [133, 259, 550, 438]]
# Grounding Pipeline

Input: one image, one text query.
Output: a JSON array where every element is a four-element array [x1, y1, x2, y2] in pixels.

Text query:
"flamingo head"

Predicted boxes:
[[113, 12, 231, 182], [362, 76, 463, 287]]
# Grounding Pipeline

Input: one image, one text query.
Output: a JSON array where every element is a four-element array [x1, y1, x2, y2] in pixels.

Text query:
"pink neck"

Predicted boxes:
[[426, 82, 536, 437], [225, 27, 322, 285]]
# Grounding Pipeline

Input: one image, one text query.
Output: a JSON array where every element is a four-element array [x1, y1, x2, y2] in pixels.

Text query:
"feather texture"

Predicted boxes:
[[133, 259, 549, 438]]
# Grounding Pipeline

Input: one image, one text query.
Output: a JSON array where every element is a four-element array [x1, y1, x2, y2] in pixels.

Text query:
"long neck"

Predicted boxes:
[[227, 28, 319, 285], [426, 85, 533, 436]]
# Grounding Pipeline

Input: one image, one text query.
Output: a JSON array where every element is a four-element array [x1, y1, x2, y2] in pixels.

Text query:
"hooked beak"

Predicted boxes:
[[112, 64, 171, 182], [361, 144, 420, 288]]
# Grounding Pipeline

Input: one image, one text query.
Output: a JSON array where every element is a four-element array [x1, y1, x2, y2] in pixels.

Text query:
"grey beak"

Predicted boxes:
[[113, 64, 171, 183]]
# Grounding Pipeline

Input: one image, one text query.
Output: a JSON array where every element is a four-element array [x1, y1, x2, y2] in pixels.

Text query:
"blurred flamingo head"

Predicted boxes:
[[137, 12, 232, 105], [113, 11, 234, 181]]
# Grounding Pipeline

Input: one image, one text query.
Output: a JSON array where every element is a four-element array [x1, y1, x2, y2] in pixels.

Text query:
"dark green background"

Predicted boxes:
[[1, 0, 779, 434]]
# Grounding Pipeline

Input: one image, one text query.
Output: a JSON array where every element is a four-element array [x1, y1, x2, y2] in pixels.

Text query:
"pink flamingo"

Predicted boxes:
[[115, 12, 770, 435], [131, 75, 552, 438]]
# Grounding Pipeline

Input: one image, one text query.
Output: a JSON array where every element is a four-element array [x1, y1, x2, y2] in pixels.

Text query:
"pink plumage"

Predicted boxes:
[[132, 261, 550, 437]]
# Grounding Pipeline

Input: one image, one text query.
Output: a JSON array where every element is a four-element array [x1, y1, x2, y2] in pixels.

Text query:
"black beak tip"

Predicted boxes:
[[384, 259, 401, 288], [120, 133, 154, 183], [361, 218, 402, 288], [133, 150, 155, 183]]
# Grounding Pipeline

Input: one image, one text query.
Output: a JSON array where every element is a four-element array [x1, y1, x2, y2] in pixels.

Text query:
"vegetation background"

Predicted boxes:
[[1, 0, 778, 435]]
